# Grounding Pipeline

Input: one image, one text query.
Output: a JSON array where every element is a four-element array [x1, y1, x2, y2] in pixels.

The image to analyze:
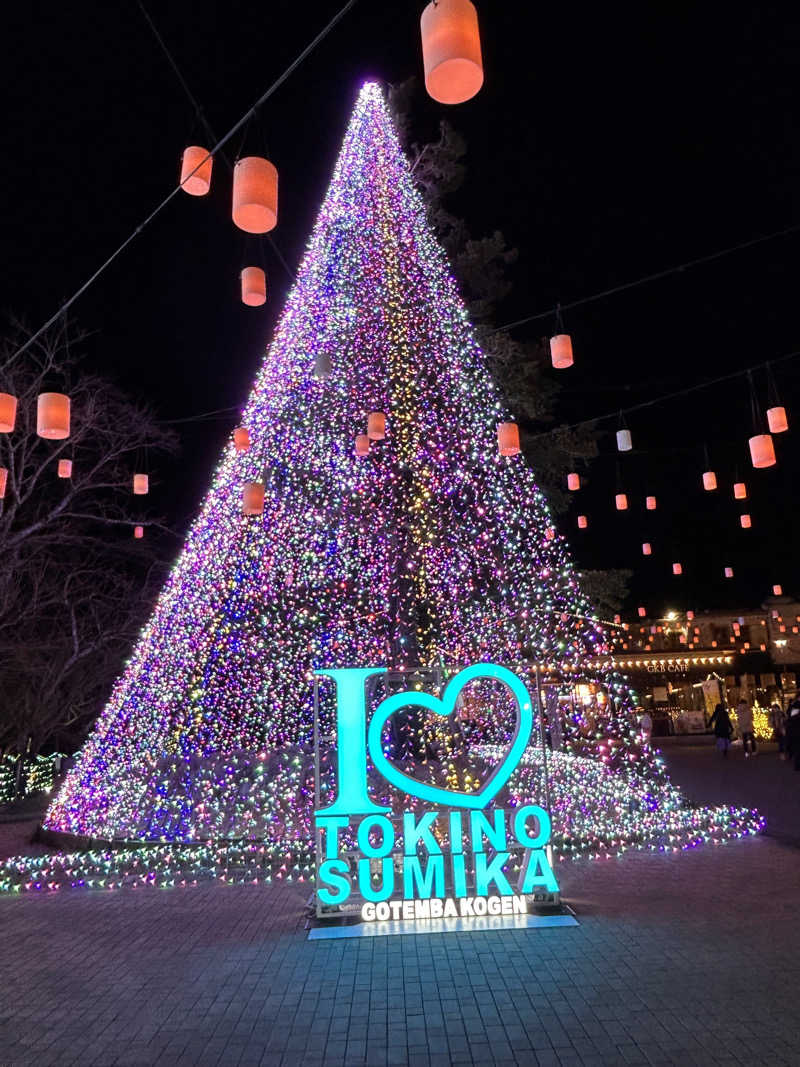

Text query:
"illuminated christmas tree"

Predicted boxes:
[[43, 84, 759, 859]]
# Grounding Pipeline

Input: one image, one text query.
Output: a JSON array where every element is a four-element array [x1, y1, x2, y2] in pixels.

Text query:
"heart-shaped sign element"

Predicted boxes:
[[367, 662, 533, 809]]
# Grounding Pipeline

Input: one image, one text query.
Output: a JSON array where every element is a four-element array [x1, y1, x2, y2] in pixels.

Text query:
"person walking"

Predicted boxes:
[[769, 700, 787, 757], [786, 702, 800, 771], [738, 697, 757, 757], [708, 702, 733, 757]]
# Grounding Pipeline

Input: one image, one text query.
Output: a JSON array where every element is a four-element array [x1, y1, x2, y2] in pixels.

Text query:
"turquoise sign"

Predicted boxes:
[[314, 662, 559, 920]]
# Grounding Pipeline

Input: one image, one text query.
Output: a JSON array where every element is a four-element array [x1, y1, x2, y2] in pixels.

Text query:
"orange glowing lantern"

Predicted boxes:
[[577, 514, 587, 529], [646, 495, 656, 510], [0, 467, 6, 499], [420, 0, 483, 105], [748, 434, 775, 469], [734, 482, 747, 499], [773, 584, 783, 596], [740, 513, 752, 528], [567, 472, 580, 491], [368, 412, 386, 441], [638, 606, 646, 618], [58, 459, 72, 479], [641, 543, 652, 556], [180, 146, 213, 196], [242, 482, 265, 515], [550, 334, 573, 370], [687, 610, 694, 620], [702, 470, 717, 491], [0, 393, 17, 433], [497, 421, 520, 456], [233, 427, 250, 452], [134, 525, 144, 539], [615, 493, 628, 511], [673, 562, 682, 575], [240, 267, 267, 306], [767, 406, 788, 433], [616, 428, 632, 452], [355, 434, 370, 457], [133, 473, 149, 496], [232, 157, 278, 234], [36, 393, 70, 440], [724, 566, 733, 578]]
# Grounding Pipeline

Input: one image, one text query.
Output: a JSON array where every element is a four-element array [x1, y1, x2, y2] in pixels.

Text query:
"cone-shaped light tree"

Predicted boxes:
[[45, 85, 758, 855]]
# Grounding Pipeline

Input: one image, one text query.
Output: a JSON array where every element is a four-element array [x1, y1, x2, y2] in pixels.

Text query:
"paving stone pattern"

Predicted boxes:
[[1, 833, 799, 1066]]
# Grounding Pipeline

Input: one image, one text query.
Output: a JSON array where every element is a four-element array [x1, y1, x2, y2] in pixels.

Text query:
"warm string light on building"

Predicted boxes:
[[36, 83, 762, 877]]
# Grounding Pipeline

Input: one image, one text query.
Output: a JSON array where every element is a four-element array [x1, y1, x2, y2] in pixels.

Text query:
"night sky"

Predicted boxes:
[[5, 3, 800, 618]]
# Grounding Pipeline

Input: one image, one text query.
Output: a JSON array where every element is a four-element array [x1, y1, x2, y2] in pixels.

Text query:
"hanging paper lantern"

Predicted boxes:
[[672, 562, 682, 575], [355, 434, 370, 457], [767, 406, 788, 434], [0, 393, 17, 433], [368, 412, 386, 441], [240, 267, 267, 307], [180, 146, 213, 196], [36, 393, 70, 440], [497, 421, 520, 456], [577, 514, 587, 529], [642, 542, 652, 555], [723, 566, 733, 578], [748, 434, 775, 469], [58, 459, 72, 479], [550, 334, 573, 370], [233, 427, 250, 452], [0, 467, 6, 499], [773, 584, 783, 596], [646, 495, 656, 510], [232, 157, 278, 234], [734, 482, 747, 499], [615, 493, 628, 511], [740, 513, 752, 528], [545, 527, 555, 541], [687, 610, 694, 620], [420, 0, 483, 105], [134, 525, 144, 539], [133, 473, 149, 496], [313, 352, 332, 380], [242, 482, 265, 515], [567, 472, 580, 491], [616, 429, 632, 452], [702, 470, 717, 491], [638, 606, 646, 618]]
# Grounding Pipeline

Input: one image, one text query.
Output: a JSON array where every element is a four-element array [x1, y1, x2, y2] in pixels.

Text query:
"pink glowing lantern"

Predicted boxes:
[[767, 406, 788, 434], [749, 434, 775, 469], [550, 334, 573, 370], [0, 393, 17, 433], [37, 393, 70, 440], [420, 0, 483, 105], [497, 422, 520, 456], [180, 146, 213, 196]]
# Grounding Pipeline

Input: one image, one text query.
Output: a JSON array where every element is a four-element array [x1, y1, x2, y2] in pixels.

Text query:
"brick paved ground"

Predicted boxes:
[[1, 748, 799, 1067]]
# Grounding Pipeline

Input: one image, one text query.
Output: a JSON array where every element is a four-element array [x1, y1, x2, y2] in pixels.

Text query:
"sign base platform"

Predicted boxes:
[[308, 908, 578, 940]]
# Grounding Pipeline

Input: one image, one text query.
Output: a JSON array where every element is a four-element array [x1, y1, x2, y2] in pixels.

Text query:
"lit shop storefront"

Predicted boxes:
[[607, 651, 797, 736]]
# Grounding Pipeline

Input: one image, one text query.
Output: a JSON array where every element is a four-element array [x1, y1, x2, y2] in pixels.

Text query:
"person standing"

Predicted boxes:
[[738, 697, 757, 757], [785, 702, 800, 771], [769, 700, 787, 757], [639, 710, 653, 744], [708, 702, 733, 757]]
